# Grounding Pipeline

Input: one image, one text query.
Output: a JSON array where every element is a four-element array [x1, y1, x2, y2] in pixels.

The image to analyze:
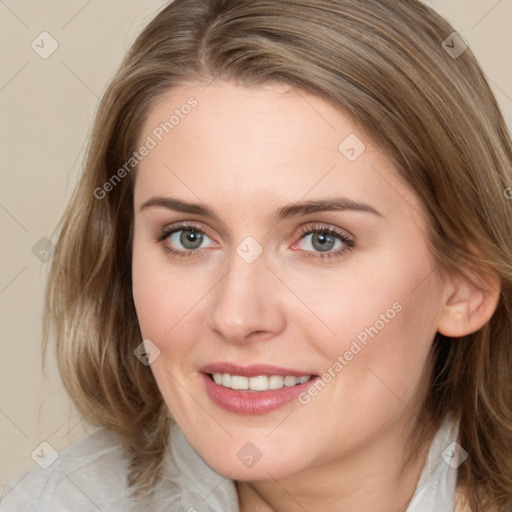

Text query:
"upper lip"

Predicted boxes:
[[199, 362, 317, 378]]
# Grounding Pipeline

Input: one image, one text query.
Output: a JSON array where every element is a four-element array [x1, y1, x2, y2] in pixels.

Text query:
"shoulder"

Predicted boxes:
[[0, 429, 134, 512]]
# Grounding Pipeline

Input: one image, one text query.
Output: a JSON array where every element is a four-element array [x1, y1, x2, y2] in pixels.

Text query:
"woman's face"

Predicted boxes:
[[132, 80, 450, 480]]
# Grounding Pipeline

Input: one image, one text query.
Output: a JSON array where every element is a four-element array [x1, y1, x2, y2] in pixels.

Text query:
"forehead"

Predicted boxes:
[[133, 81, 424, 222]]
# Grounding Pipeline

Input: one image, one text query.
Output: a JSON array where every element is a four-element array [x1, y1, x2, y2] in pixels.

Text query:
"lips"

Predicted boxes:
[[199, 362, 319, 415]]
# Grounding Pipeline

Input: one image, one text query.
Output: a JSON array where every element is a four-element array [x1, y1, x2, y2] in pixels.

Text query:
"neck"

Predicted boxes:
[[236, 414, 436, 512]]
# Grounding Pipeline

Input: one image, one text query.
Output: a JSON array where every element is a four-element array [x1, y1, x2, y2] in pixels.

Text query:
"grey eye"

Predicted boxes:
[[310, 232, 337, 252], [170, 229, 206, 250], [300, 231, 342, 253]]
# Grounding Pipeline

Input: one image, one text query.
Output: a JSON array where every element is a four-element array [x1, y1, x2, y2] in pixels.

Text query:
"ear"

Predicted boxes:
[[437, 265, 501, 337]]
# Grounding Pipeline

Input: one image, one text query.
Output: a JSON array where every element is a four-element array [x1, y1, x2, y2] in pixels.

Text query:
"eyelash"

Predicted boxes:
[[154, 221, 355, 261], [295, 223, 355, 261], [155, 221, 211, 260]]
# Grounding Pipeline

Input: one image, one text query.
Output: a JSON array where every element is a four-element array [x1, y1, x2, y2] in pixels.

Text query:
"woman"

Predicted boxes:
[[2, 0, 511, 511]]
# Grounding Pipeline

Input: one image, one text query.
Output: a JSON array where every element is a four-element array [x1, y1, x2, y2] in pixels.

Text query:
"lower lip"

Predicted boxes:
[[201, 373, 319, 415]]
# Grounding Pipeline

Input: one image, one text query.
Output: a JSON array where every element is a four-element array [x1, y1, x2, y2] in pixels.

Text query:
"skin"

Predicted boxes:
[[131, 81, 498, 512]]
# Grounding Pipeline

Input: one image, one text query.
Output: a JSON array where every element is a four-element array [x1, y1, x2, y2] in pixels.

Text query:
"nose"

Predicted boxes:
[[206, 248, 286, 344]]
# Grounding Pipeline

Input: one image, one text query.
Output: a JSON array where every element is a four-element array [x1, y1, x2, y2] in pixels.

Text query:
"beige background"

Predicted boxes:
[[0, 0, 511, 494]]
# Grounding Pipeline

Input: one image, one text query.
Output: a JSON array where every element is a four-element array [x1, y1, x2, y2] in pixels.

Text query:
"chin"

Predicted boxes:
[[193, 435, 310, 482]]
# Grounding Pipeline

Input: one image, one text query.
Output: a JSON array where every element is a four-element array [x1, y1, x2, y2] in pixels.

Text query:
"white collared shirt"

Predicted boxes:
[[0, 413, 459, 511]]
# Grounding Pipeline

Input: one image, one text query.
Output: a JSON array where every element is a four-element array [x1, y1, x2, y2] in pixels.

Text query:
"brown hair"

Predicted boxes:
[[43, 0, 512, 509]]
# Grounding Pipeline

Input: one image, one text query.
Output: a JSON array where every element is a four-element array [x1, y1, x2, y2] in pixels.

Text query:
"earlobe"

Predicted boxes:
[[437, 268, 501, 338]]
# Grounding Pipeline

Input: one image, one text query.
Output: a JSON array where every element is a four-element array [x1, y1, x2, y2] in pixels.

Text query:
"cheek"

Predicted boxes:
[[287, 259, 430, 355], [132, 259, 168, 339], [299, 248, 441, 409], [131, 244, 217, 381], [132, 240, 184, 344], [131, 250, 201, 413], [132, 238, 198, 338]]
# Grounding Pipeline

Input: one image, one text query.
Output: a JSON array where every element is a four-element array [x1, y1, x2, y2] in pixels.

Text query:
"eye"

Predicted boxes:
[[169, 228, 208, 250], [293, 224, 355, 261], [300, 231, 340, 252], [155, 222, 216, 258]]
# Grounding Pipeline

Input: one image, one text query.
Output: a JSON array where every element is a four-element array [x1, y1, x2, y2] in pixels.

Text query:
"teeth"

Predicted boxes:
[[211, 373, 312, 391], [284, 376, 297, 387], [249, 375, 269, 391], [231, 375, 249, 390], [269, 375, 284, 389]]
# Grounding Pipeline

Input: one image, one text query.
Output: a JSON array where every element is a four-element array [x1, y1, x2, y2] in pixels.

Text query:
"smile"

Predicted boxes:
[[199, 364, 319, 414]]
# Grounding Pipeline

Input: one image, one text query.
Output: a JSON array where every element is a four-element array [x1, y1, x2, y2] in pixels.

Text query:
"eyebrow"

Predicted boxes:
[[274, 197, 383, 220], [139, 196, 383, 221]]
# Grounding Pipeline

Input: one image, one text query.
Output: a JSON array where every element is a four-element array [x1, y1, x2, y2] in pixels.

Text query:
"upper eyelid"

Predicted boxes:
[[155, 207, 359, 232], [161, 221, 216, 241], [296, 223, 353, 238], [160, 221, 348, 235], [160, 221, 353, 247]]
